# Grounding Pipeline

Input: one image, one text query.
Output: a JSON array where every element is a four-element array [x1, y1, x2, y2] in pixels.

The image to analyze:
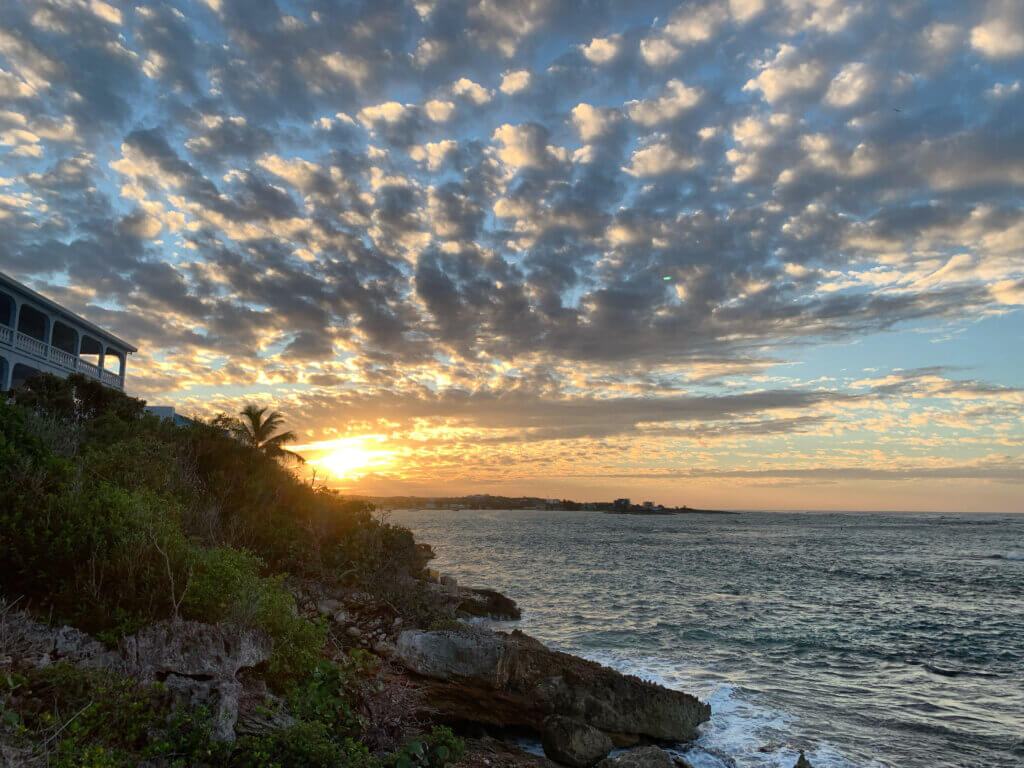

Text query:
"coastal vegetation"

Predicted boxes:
[[0, 372, 455, 766]]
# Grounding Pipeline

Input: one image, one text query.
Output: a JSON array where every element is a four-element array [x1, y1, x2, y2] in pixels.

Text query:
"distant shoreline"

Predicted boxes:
[[603, 506, 737, 515], [346, 493, 737, 515]]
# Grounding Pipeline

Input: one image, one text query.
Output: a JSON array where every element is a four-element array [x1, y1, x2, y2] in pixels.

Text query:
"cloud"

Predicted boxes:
[[971, 6, 1024, 58], [624, 136, 699, 176], [571, 103, 621, 142], [664, 3, 727, 45], [824, 62, 875, 107], [744, 45, 826, 102], [581, 35, 620, 64], [499, 69, 531, 94], [451, 77, 494, 105], [491, 122, 568, 170], [639, 37, 680, 67], [409, 140, 458, 171], [424, 99, 455, 122], [626, 79, 703, 126]]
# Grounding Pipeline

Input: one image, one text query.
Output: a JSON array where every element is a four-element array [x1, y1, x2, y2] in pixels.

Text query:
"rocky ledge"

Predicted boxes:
[[392, 626, 710, 759]]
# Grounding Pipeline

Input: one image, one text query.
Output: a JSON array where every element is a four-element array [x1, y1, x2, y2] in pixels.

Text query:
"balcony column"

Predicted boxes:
[[1, 360, 10, 391], [98, 347, 105, 374]]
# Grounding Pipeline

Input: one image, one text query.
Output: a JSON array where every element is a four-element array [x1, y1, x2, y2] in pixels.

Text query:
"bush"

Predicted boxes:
[[8, 663, 173, 767], [234, 723, 381, 768], [0, 413, 193, 632], [287, 650, 378, 733], [390, 726, 465, 768], [183, 547, 327, 684]]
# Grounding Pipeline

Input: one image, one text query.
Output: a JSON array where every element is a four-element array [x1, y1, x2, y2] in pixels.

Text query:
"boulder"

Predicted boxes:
[[596, 747, 676, 768], [396, 627, 509, 687], [395, 628, 710, 743], [458, 588, 523, 620], [794, 752, 814, 768], [541, 716, 613, 767]]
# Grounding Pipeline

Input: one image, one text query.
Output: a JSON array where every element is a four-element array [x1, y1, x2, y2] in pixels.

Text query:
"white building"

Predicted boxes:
[[0, 271, 136, 392]]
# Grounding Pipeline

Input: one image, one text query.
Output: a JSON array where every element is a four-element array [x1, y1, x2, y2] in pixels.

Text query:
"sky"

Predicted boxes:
[[1, 0, 1022, 512]]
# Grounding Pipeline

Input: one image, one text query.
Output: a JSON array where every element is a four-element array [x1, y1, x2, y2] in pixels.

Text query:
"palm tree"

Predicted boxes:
[[231, 404, 305, 463]]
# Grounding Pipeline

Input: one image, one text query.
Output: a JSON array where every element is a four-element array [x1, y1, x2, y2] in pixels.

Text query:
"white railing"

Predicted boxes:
[[16, 331, 48, 358], [77, 359, 100, 378], [1, 329, 123, 390], [50, 347, 77, 371]]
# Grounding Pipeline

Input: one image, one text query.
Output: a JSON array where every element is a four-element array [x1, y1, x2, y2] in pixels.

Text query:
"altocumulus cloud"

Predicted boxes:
[[1, 0, 1023, 508]]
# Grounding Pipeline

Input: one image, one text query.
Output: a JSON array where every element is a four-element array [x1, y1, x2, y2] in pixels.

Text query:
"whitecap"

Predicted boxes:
[[574, 649, 887, 768]]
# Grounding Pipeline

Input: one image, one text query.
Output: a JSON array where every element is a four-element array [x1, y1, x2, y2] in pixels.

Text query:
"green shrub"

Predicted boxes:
[[9, 663, 172, 767], [183, 547, 327, 684], [234, 722, 380, 768], [287, 650, 378, 733], [144, 704, 232, 767], [390, 726, 465, 768], [52, 742, 127, 768]]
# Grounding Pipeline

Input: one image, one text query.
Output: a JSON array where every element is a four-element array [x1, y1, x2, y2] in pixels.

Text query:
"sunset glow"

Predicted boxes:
[[292, 437, 392, 481]]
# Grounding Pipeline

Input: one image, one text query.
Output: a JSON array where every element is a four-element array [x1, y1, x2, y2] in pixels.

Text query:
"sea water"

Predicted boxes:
[[388, 509, 1024, 768]]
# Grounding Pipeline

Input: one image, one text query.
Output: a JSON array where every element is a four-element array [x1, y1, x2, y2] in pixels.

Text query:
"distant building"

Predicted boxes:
[[643, 501, 654, 508], [613, 498, 631, 511], [0, 271, 135, 392], [144, 405, 193, 427]]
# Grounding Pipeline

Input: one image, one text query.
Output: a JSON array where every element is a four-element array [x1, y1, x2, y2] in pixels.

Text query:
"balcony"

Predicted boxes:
[[0, 327, 124, 390], [1, 271, 136, 393]]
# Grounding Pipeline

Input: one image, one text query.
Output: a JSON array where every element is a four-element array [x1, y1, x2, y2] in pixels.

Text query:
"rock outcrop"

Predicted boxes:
[[458, 588, 523, 620], [596, 747, 681, 768], [119, 620, 272, 742], [0, 608, 271, 744], [794, 752, 814, 768], [395, 628, 710, 744], [541, 715, 613, 767], [0, 605, 118, 669]]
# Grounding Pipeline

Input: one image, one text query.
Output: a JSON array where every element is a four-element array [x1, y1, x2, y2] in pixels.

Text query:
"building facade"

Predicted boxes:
[[0, 271, 136, 392]]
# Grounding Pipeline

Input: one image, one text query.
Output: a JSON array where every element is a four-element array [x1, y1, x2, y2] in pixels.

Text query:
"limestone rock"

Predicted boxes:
[[395, 628, 710, 743], [165, 674, 243, 742], [596, 747, 676, 768], [119, 620, 271, 681], [397, 628, 509, 687], [118, 620, 271, 743], [0, 605, 116, 669], [541, 716, 613, 767]]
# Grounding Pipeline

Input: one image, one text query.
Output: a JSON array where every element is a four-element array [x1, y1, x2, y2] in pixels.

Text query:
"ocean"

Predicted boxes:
[[387, 509, 1024, 768]]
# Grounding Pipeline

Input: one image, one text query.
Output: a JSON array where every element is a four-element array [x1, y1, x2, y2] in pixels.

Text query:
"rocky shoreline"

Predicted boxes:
[[2, 564, 815, 768]]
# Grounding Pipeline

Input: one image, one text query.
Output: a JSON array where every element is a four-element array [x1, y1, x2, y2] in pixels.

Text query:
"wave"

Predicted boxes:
[[574, 649, 885, 768], [985, 554, 1024, 561]]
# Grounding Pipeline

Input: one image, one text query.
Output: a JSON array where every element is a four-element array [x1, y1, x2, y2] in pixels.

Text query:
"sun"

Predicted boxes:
[[288, 436, 391, 481], [317, 444, 377, 479]]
